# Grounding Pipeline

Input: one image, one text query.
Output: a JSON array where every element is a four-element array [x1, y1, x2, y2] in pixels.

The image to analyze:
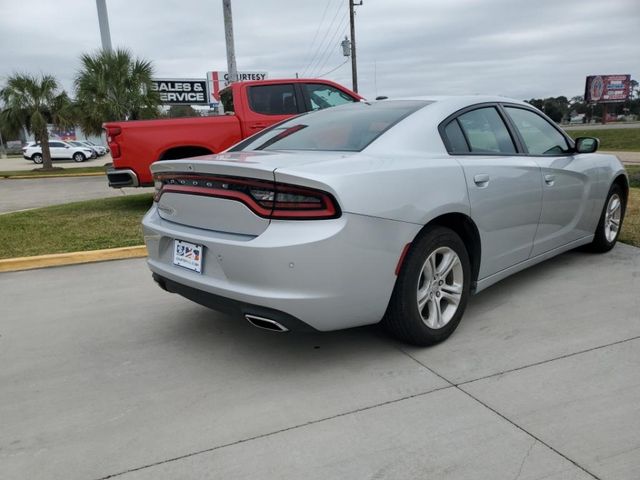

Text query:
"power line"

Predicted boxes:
[[311, 18, 349, 78], [308, 5, 347, 77], [301, 0, 343, 76], [318, 58, 349, 78], [301, 0, 332, 74]]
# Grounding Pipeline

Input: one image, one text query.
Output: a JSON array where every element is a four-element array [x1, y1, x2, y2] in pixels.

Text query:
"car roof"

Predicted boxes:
[[384, 95, 530, 110], [360, 95, 533, 155]]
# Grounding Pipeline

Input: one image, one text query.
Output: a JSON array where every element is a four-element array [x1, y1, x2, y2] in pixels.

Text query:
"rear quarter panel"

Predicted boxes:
[[274, 153, 470, 226]]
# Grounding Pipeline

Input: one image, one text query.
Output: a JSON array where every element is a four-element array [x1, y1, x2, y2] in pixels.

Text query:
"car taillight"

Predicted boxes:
[[104, 126, 122, 158], [106, 126, 121, 138], [153, 173, 340, 220]]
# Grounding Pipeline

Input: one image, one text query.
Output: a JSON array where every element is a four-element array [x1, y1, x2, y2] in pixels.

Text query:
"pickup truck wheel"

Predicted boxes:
[[32, 153, 43, 164], [73, 152, 86, 162]]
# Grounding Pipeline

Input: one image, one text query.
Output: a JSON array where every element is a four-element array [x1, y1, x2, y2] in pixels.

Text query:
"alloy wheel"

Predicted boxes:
[[604, 193, 622, 243], [416, 246, 464, 329]]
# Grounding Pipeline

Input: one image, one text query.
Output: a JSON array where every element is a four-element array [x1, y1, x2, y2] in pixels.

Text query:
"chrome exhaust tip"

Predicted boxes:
[[245, 314, 289, 333]]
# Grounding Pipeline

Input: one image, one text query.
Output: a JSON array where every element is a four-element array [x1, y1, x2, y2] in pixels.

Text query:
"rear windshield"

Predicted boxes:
[[231, 100, 430, 152]]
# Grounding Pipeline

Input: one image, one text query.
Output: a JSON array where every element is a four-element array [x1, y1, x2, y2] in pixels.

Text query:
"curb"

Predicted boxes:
[[0, 245, 147, 273], [1, 172, 106, 180]]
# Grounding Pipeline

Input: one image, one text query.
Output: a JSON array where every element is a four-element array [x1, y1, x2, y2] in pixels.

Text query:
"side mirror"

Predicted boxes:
[[65, 145, 70, 148], [575, 137, 599, 154]]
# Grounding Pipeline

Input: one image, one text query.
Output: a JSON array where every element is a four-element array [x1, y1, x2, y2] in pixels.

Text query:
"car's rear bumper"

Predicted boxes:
[[142, 205, 421, 331], [106, 164, 140, 188], [152, 273, 317, 332]]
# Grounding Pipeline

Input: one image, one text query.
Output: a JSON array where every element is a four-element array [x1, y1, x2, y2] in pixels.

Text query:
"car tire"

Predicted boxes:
[[73, 152, 86, 163], [383, 226, 471, 346], [32, 153, 43, 164], [587, 184, 626, 253]]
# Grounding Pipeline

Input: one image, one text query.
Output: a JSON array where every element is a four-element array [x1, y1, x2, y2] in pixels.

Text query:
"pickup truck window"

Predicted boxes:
[[248, 84, 298, 115], [303, 83, 356, 110]]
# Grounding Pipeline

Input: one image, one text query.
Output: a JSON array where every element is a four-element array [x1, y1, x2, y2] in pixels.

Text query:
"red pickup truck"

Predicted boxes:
[[104, 78, 362, 187]]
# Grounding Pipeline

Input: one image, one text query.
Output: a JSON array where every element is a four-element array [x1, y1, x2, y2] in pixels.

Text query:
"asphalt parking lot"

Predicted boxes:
[[0, 176, 152, 214], [1, 243, 639, 479]]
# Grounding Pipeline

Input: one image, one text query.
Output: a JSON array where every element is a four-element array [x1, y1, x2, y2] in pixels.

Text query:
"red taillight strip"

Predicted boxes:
[[154, 173, 340, 220], [157, 184, 274, 217]]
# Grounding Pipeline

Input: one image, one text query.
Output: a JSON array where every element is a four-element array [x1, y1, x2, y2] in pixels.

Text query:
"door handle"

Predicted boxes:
[[473, 174, 490, 187], [544, 174, 555, 186], [252, 123, 269, 129]]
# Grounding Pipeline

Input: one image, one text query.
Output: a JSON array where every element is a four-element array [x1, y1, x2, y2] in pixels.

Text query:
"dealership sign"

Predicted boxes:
[[584, 75, 631, 103], [206, 71, 268, 102], [151, 78, 209, 105]]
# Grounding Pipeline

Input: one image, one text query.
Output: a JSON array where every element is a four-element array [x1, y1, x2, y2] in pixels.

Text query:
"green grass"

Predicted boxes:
[[620, 188, 640, 248], [625, 165, 640, 189], [0, 194, 153, 259], [0, 166, 106, 178], [566, 128, 640, 151]]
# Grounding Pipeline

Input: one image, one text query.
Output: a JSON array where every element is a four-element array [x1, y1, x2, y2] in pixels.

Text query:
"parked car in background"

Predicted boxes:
[[22, 140, 95, 163], [78, 140, 107, 156], [143, 96, 628, 345], [104, 78, 362, 188], [68, 141, 98, 158]]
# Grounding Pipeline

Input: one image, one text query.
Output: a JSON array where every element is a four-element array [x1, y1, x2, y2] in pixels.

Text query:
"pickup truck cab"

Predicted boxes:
[[105, 78, 362, 187]]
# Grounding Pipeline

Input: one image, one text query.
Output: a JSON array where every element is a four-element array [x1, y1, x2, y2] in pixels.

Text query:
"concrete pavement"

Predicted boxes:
[[0, 176, 152, 214], [602, 150, 640, 164], [1, 243, 638, 479]]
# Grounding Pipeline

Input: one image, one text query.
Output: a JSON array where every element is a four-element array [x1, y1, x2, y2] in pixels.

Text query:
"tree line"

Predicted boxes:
[[526, 80, 640, 124]]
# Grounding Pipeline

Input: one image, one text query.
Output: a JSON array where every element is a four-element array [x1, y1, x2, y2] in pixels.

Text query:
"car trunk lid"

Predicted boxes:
[[151, 150, 347, 235]]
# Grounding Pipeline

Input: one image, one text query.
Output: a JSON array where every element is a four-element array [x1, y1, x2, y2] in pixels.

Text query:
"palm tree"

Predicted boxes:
[[0, 74, 74, 170], [74, 48, 160, 136]]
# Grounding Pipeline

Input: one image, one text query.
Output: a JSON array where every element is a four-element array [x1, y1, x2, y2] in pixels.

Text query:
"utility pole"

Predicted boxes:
[[95, 0, 113, 52], [222, 0, 238, 83], [349, 0, 362, 93]]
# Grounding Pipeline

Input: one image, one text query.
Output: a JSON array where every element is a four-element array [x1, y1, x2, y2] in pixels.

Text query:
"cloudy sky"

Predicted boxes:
[[1, 0, 638, 101]]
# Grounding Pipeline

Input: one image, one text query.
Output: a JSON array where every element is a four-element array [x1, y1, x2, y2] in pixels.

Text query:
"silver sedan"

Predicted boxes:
[[142, 97, 628, 345]]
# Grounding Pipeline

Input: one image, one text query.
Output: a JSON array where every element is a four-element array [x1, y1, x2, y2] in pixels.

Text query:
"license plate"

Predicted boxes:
[[173, 240, 203, 273]]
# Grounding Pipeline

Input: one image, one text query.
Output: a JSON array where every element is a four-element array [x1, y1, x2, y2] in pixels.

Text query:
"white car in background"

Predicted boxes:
[[78, 140, 107, 156], [22, 140, 95, 163], [68, 141, 98, 158]]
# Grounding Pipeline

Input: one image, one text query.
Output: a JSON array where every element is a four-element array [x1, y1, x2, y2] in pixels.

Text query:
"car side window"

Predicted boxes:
[[302, 83, 356, 111], [49, 142, 64, 148], [443, 119, 470, 153], [457, 107, 516, 154], [504, 107, 570, 155], [248, 84, 298, 115]]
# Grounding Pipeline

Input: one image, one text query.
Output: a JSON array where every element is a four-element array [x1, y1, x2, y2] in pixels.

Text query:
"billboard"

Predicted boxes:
[[584, 75, 631, 103], [206, 71, 268, 102], [48, 125, 76, 141], [150, 78, 209, 105]]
